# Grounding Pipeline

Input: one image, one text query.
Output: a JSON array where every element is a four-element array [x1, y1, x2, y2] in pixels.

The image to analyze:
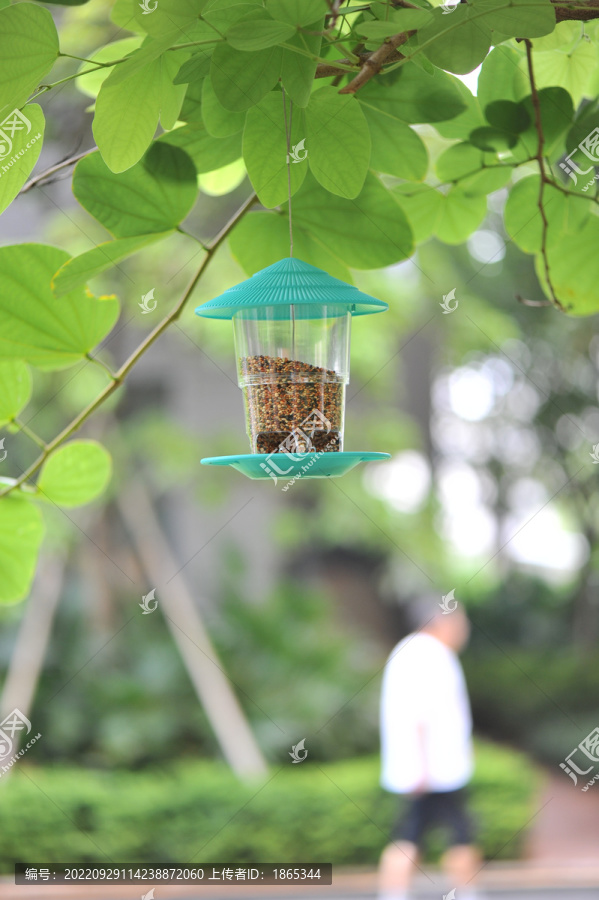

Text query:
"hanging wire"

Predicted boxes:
[[282, 86, 296, 363], [282, 87, 294, 258]]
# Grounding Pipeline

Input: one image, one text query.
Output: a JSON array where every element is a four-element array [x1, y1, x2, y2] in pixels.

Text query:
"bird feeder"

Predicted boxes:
[[195, 257, 390, 480]]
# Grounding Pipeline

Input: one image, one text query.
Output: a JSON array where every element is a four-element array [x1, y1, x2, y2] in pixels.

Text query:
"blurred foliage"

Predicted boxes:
[[2, 579, 380, 767], [0, 741, 540, 870]]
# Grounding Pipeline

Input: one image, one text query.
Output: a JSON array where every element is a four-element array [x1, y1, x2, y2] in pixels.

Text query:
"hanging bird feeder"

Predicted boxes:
[[196, 257, 390, 480]]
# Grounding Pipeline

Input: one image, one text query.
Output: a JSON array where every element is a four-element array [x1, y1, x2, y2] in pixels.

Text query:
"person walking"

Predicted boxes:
[[378, 597, 481, 900]]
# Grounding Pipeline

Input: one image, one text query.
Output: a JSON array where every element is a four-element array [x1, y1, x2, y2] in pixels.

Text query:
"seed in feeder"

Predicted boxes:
[[240, 355, 344, 454]]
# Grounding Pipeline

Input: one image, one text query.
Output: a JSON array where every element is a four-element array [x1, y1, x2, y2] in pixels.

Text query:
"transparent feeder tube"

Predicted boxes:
[[233, 304, 351, 454]]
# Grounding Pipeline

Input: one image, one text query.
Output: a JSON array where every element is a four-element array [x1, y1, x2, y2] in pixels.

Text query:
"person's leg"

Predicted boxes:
[[378, 794, 429, 899], [378, 840, 419, 899], [439, 789, 481, 899], [441, 842, 481, 884]]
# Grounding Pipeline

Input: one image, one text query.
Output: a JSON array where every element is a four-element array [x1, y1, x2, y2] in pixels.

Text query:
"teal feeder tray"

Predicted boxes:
[[195, 257, 390, 481]]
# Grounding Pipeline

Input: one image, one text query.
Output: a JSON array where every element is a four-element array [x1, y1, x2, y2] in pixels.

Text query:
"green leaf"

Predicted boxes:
[[0, 4, 59, 119], [477, 46, 528, 110], [226, 15, 296, 51], [513, 87, 574, 159], [0, 104, 45, 217], [266, 0, 324, 26], [469, 0, 556, 38], [360, 104, 428, 181], [0, 495, 44, 604], [174, 51, 212, 84], [74, 143, 198, 238], [37, 441, 112, 508], [435, 186, 487, 243], [76, 38, 144, 99], [160, 121, 242, 173], [484, 99, 530, 134], [392, 8, 435, 29], [202, 77, 246, 136], [503, 175, 588, 252], [539, 218, 599, 315], [529, 35, 596, 106], [105, 31, 181, 87], [436, 142, 486, 182], [358, 10, 432, 38], [394, 183, 487, 244], [433, 77, 485, 140], [469, 126, 518, 151], [93, 56, 162, 173], [243, 93, 307, 207], [210, 43, 283, 111], [229, 210, 352, 281], [160, 50, 188, 130], [358, 63, 467, 124], [0, 362, 32, 426], [292, 172, 413, 268], [202, 0, 263, 32], [52, 232, 173, 298], [0, 244, 119, 370], [435, 144, 512, 193], [393, 183, 444, 243], [280, 17, 323, 107], [134, 0, 208, 38], [111, 0, 146, 33], [180, 79, 204, 121], [305, 87, 371, 199], [199, 158, 246, 195], [418, 7, 491, 75]]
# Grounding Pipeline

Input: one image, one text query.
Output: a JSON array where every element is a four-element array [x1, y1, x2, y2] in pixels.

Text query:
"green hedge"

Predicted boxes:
[[0, 741, 540, 871]]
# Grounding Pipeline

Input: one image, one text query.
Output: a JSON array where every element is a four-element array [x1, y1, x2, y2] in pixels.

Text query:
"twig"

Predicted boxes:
[[20, 148, 95, 195], [524, 39, 564, 311], [553, 0, 599, 20], [338, 32, 410, 94], [0, 192, 257, 499], [516, 294, 553, 307]]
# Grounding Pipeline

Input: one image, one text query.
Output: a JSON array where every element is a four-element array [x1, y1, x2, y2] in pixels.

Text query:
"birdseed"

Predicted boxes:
[[240, 355, 344, 454]]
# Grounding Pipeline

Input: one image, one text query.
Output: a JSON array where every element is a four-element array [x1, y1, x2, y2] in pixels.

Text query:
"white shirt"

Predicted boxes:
[[380, 631, 473, 793]]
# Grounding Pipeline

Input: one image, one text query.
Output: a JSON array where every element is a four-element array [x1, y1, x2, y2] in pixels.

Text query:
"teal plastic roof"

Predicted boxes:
[[194, 257, 388, 320]]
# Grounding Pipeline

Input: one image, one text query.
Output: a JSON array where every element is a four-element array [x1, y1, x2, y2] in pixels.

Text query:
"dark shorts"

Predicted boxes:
[[391, 788, 475, 847]]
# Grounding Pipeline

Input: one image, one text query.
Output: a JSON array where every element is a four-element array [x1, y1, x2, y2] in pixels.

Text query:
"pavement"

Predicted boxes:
[[2, 863, 599, 900]]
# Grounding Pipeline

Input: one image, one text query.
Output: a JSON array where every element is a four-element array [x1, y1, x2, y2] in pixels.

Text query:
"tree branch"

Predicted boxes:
[[553, 0, 599, 20], [21, 148, 96, 195], [0, 192, 258, 499], [524, 39, 564, 312], [338, 32, 410, 94]]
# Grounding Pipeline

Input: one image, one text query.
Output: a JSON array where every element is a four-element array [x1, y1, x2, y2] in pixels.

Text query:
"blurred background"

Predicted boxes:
[[1, 1, 599, 897]]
